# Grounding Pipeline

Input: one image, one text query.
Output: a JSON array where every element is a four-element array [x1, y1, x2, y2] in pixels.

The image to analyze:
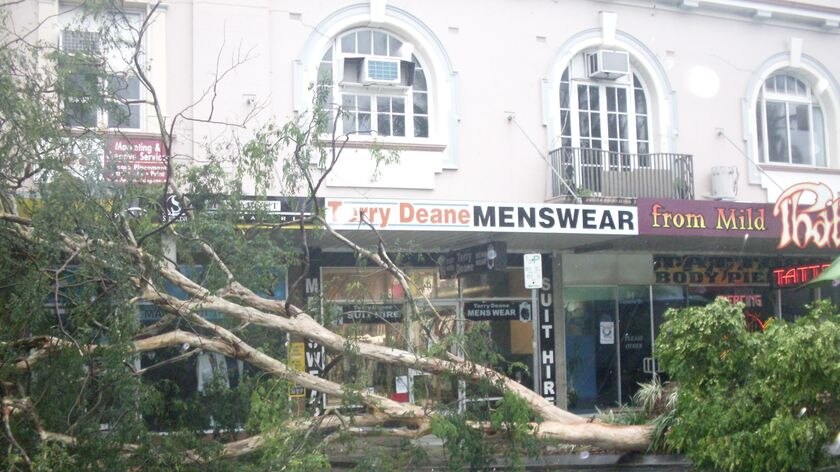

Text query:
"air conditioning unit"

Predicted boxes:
[[710, 166, 738, 200], [586, 50, 630, 80], [342, 58, 415, 87], [363, 58, 401, 84]]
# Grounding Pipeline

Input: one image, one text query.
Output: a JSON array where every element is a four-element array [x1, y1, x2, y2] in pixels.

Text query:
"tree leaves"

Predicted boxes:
[[657, 298, 840, 471]]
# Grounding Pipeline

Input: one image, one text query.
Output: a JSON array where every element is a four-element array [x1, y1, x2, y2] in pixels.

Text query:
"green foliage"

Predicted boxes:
[[432, 392, 539, 471], [431, 412, 493, 471], [656, 298, 840, 471]]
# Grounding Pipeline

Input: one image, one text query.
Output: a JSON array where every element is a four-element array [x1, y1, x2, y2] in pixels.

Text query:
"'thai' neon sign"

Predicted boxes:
[[774, 182, 840, 249]]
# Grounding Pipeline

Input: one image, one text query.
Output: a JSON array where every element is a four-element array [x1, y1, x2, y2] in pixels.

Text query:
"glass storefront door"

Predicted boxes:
[[564, 287, 619, 410], [565, 285, 659, 410], [617, 286, 655, 405]]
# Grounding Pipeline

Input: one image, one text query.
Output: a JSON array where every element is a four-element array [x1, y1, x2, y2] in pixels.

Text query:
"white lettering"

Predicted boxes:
[[541, 350, 554, 364], [542, 381, 555, 396]]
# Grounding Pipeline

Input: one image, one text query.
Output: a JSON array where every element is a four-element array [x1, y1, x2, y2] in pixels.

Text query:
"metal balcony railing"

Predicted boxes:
[[549, 147, 694, 200]]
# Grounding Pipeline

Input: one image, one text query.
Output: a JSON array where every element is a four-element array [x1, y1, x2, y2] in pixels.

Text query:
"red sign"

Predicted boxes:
[[774, 182, 840, 249], [104, 136, 167, 184], [770, 263, 831, 289]]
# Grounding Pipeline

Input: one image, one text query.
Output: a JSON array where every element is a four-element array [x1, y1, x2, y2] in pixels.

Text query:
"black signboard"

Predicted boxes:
[[439, 241, 507, 279], [537, 254, 556, 403], [162, 195, 322, 225], [464, 301, 532, 321], [340, 304, 403, 324]]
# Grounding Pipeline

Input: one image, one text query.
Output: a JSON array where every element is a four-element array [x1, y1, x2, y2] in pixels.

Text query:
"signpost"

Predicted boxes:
[[523, 254, 542, 394]]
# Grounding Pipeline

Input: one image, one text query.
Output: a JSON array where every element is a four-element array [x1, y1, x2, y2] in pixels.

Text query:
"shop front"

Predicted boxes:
[[312, 251, 543, 411]]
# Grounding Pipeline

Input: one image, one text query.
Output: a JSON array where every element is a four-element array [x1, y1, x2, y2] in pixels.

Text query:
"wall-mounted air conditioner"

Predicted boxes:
[[363, 58, 401, 84], [586, 50, 630, 80], [710, 166, 738, 200], [342, 58, 415, 87]]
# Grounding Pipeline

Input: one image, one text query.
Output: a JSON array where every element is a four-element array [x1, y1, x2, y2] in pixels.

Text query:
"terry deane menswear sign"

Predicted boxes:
[[324, 198, 637, 234]]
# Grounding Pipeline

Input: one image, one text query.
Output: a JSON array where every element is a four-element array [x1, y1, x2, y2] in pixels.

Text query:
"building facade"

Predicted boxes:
[[13, 0, 840, 410]]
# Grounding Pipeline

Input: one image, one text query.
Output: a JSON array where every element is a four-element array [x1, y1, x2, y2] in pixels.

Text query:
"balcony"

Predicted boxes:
[[548, 147, 694, 202]]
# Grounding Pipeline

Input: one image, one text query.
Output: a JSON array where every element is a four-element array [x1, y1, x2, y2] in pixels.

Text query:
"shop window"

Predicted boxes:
[[318, 29, 430, 139], [755, 72, 827, 166]]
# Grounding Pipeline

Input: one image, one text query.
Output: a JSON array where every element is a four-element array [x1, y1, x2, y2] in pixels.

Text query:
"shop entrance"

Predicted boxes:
[[565, 286, 668, 410]]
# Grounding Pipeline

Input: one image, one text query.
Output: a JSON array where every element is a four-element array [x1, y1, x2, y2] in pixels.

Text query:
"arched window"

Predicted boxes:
[[558, 53, 650, 169], [755, 72, 827, 166], [318, 29, 429, 139], [556, 50, 653, 197]]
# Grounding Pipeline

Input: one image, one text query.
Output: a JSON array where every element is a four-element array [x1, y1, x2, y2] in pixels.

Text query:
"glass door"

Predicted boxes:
[[564, 286, 619, 410], [617, 286, 655, 405]]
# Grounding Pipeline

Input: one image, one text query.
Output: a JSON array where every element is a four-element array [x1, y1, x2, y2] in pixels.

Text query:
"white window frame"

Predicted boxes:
[[322, 28, 430, 141], [562, 57, 651, 171], [58, 6, 146, 132], [756, 73, 827, 167]]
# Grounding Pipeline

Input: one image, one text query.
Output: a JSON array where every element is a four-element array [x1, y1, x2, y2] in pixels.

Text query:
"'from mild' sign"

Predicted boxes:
[[325, 199, 637, 235]]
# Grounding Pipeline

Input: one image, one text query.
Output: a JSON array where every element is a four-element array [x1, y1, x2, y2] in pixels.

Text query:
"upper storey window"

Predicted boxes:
[[318, 29, 429, 139], [756, 73, 827, 167], [558, 50, 650, 169], [59, 7, 144, 131]]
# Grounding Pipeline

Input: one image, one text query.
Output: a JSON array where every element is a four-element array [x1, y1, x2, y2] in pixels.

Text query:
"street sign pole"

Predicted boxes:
[[523, 254, 543, 395]]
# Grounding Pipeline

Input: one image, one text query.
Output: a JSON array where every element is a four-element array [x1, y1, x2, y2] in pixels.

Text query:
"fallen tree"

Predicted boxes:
[[0, 2, 653, 470]]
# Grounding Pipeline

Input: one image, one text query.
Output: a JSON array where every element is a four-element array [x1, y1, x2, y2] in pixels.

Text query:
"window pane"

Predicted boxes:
[[376, 96, 390, 112], [125, 76, 140, 99], [607, 88, 616, 112], [341, 33, 355, 53], [795, 77, 806, 96], [617, 88, 627, 113], [322, 47, 332, 62], [66, 103, 97, 128], [775, 76, 785, 94], [589, 87, 599, 109], [358, 96, 371, 111], [392, 97, 404, 113], [357, 30, 371, 54], [413, 69, 427, 91], [607, 114, 616, 137], [377, 114, 390, 136], [618, 115, 628, 139], [414, 116, 429, 137], [393, 115, 405, 136], [578, 85, 588, 110], [634, 89, 646, 114], [756, 103, 765, 162], [636, 116, 648, 141], [560, 82, 569, 109], [343, 114, 356, 134], [789, 104, 811, 164], [318, 62, 332, 83], [786, 76, 798, 95], [413, 92, 427, 114], [373, 31, 388, 55], [814, 106, 826, 167], [358, 112, 371, 132], [766, 102, 788, 163], [389, 37, 403, 57], [579, 112, 590, 137], [560, 110, 570, 137], [590, 111, 600, 137]]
